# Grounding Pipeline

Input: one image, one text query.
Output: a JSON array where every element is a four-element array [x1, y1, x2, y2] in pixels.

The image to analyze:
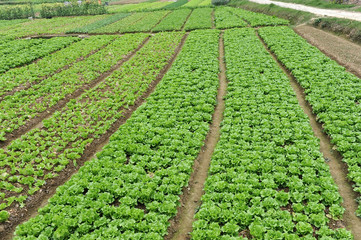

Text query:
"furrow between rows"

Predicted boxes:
[[0, 35, 148, 147], [0, 32, 185, 239]]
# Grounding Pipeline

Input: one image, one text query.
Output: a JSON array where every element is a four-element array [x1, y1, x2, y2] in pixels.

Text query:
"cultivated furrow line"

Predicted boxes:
[[0, 37, 117, 101], [0, 36, 150, 148], [0, 32, 186, 240], [257, 30, 361, 239], [165, 31, 227, 240]]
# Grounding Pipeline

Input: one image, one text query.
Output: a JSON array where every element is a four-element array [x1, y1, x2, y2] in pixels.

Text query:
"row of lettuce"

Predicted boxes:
[[8, 28, 357, 239], [13, 29, 221, 239], [0, 35, 126, 141], [0, 32, 184, 224], [0, 14, 107, 38], [0, 36, 113, 99], [0, 7, 288, 37], [259, 26, 361, 218], [68, 7, 288, 34], [192, 28, 351, 239], [107, 0, 209, 14], [0, 36, 75, 73]]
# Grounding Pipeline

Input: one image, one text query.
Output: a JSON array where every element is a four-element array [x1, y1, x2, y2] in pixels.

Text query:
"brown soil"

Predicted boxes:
[[294, 25, 361, 79], [211, 9, 215, 29], [0, 37, 115, 101], [0, 37, 149, 149], [257, 30, 361, 240], [165, 32, 227, 240], [0, 33, 188, 240]]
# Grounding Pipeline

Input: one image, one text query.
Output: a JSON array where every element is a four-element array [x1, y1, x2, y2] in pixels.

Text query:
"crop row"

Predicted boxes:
[[0, 15, 106, 38], [13, 29, 220, 239], [0, 32, 183, 224], [184, 8, 213, 31], [0, 19, 27, 30], [152, 8, 191, 32], [259, 26, 361, 217], [92, 12, 148, 33], [193, 28, 351, 239], [214, 7, 248, 29], [184, 0, 205, 8], [163, 0, 188, 9], [198, 0, 212, 7], [108, 1, 171, 14], [0, 35, 115, 98], [0, 37, 76, 73], [0, 35, 141, 140], [228, 7, 289, 27], [130, 1, 170, 12], [67, 13, 130, 33], [119, 10, 169, 33], [183, 0, 212, 8]]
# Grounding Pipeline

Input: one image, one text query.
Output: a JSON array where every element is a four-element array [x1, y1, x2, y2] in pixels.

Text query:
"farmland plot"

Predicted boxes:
[[192, 28, 351, 239], [184, 8, 213, 30], [259, 26, 361, 217], [92, 12, 148, 33], [1, 4, 361, 240], [0, 37, 76, 73], [214, 7, 248, 29], [228, 7, 289, 26], [152, 9, 191, 32], [0, 15, 107, 38], [0, 35, 142, 141], [0, 36, 115, 98], [13, 30, 220, 239], [0, 32, 184, 225]]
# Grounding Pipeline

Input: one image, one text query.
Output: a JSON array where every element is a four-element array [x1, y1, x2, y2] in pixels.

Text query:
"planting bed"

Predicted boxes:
[[1, 4, 361, 240]]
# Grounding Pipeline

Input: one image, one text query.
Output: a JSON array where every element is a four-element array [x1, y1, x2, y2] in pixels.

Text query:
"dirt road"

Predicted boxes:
[[249, 0, 361, 21]]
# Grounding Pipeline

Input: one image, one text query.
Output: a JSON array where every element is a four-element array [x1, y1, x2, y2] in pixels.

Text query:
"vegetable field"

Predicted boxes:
[[1, 2, 361, 240]]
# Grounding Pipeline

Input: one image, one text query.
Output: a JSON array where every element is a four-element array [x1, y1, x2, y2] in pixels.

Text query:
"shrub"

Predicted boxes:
[[0, 4, 34, 20], [40, 1, 106, 18]]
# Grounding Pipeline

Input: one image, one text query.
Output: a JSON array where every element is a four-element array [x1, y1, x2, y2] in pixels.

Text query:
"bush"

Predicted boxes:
[[212, 0, 229, 6], [40, 1, 106, 18], [0, 4, 34, 20]]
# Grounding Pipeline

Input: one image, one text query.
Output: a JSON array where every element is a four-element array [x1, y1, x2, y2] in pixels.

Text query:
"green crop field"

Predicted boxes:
[[0, 1, 360, 239]]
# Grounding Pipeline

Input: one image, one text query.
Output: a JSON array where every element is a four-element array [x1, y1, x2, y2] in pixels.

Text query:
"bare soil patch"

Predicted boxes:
[[294, 25, 361, 78]]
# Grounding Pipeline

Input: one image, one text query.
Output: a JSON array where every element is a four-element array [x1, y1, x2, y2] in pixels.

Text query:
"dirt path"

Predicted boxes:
[[249, 0, 361, 21], [294, 25, 361, 78], [165, 32, 227, 240], [257, 30, 361, 239]]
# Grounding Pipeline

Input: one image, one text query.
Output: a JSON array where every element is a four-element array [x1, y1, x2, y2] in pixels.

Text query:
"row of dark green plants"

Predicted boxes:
[[40, 2, 106, 18], [0, 1, 106, 19], [0, 4, 34, 19]]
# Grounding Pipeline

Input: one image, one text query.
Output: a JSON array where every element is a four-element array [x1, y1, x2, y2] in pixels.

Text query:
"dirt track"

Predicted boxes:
[[294, 25, 361, 78], [249, 0, 361, 21]]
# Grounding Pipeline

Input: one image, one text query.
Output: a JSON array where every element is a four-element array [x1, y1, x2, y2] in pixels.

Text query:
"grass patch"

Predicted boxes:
[[228, 0, 314, 24], [275, 0, 355, 9], [312, 17, 361, 44]]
